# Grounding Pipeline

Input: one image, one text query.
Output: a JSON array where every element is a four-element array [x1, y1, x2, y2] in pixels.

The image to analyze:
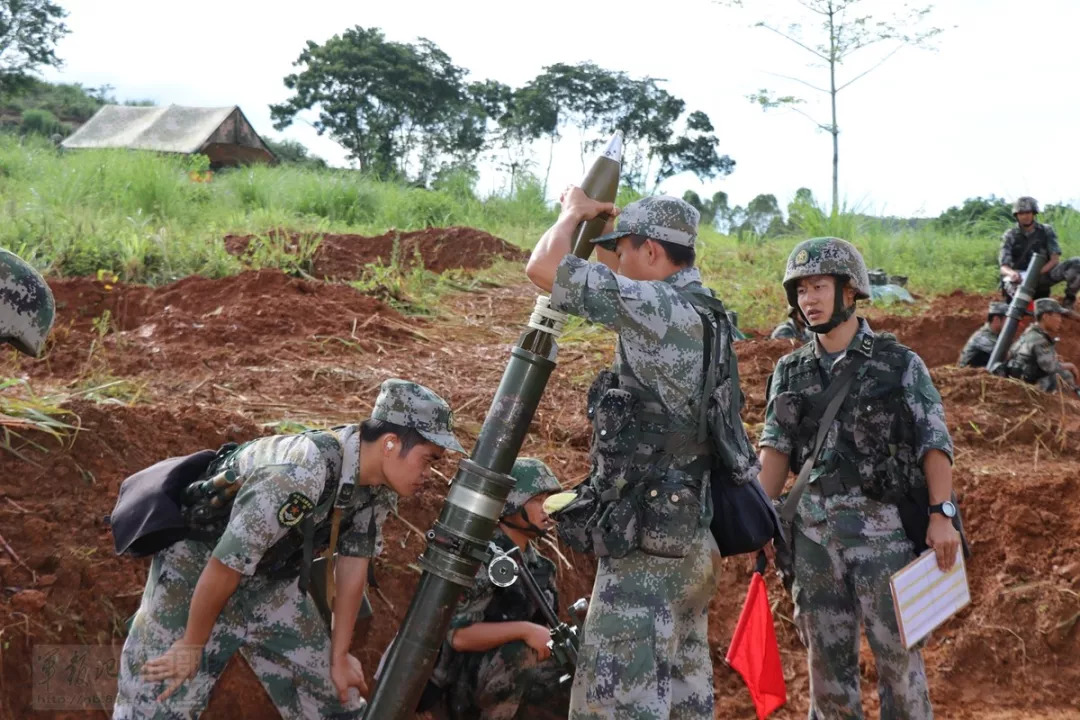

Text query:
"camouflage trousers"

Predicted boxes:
[[447, 640, 571, 720], [1003, 257, 1080, 306], [1037, 369, 1077, 393], [791, 491, 931, 720], [569, 528, 717, 720], [112, 539, 365, 719]]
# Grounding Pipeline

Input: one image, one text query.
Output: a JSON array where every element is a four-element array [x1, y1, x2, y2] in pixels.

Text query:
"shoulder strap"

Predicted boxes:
[[684, 291, 737, 444], [779, 349, 869, 523]]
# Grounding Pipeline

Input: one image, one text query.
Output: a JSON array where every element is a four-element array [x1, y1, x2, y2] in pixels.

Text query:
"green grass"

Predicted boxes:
[[2, 134, 1075, 330]]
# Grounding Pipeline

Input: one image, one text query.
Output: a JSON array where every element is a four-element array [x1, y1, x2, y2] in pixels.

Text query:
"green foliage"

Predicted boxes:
[[0, 0, 69, 94], [262, 137, 327, 170], [933, 195, 1013, 235], [19, 107, 65, 136]]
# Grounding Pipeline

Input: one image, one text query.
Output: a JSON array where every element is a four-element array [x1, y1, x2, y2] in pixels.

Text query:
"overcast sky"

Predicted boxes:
[[41, 0, 1080, 218]]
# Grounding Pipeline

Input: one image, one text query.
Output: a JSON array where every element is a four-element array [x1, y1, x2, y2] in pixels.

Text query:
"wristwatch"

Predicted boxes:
[[928, 501, 957, 519]]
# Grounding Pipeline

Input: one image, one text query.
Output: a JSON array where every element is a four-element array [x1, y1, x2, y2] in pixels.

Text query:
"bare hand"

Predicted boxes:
[[1062, 362, 1078, 376], [1005, 269, 1021, 283], [559, 185, 617, 223], [523, 623, 553, 661], [142, 640, 203, 702], [925, 515, 960, 572], [330, 653, 368, 703]]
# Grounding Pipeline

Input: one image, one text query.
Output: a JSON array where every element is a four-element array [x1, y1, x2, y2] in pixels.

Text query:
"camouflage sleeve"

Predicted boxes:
[[758, 360, 794, 455], [1033, 341, 1062, 376], [446, 570, 494, 643], [338, 487, 398, 558], [549, 254, 670, 331], [972, 328, 997, 354], [1045, 225, 1063, 256], [999, 230, 1014, 267], [212, 461, 325, 575], [770, 322, 795, 340], [901, 353, 954, 463]]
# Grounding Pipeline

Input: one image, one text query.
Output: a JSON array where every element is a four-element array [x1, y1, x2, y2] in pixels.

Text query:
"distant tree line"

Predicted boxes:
[[269, 26, 735, 192]]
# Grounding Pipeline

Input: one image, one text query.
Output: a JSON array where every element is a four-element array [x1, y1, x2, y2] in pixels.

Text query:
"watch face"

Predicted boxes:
[[941, 501, 957, 518]]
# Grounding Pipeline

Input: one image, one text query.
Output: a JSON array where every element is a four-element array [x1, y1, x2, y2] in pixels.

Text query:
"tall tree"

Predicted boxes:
[[732, 0, 943, 213], [0, 0, 69, 95], [270, 27, 485, 183]]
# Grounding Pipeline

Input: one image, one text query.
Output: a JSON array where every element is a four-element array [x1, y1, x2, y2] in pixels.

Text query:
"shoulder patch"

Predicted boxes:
[[277, 492, 314, 527]]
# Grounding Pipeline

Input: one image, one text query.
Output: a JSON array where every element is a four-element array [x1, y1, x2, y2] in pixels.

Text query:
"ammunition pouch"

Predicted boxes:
[[639, 469, 703, 559]]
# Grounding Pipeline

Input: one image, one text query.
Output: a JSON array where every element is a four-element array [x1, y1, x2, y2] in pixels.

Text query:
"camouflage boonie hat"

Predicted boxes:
[[988, 301, 1009, 317], [0, 250, 55, 357], [503, 458, 562, 517], [1033, 298, 1068, 318], [592, 195, 700, 251], [372, 379, 465, 453], [782, 237, 871, 308], [1013, 196, 1039, 215]]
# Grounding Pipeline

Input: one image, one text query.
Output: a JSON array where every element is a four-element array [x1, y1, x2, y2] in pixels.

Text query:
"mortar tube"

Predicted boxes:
[[987, 251, 1048, 374]]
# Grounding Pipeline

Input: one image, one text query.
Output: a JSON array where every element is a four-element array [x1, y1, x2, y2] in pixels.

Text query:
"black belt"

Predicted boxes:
[[810, 474, 863, 498]]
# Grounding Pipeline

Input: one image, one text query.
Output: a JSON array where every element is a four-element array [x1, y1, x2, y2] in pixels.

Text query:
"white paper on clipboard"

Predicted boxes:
[[889, 549, 970, 649]]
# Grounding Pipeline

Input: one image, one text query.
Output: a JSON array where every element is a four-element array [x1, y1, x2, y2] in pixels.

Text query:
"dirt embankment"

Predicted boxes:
[[224, 226, 527, 279], [1, 250, 1078, 719]]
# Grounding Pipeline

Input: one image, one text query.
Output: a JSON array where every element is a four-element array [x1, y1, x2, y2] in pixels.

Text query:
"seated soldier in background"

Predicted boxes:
[[439, 458, 569, 720], [1006, 298, 1078, 393], [957, 301, 1009, 368], [770, 306, 812, 344]]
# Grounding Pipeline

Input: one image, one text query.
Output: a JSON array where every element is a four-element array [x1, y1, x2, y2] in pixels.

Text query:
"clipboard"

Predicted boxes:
[[889, 549, 970, 649]]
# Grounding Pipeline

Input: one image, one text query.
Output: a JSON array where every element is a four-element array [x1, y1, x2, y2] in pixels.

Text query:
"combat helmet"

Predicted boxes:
[[0, 250, 55, 357], [1012, 196, 1039, 216], [782, 237, 870, 333], [1033, 297, 1068, 319], [501, 458, 562, 535], [987, 301, 1009, 319]]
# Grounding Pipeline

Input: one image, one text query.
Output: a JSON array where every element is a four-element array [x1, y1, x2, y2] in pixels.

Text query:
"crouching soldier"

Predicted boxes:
[[1006, 298, 1079, 393], [112, 379, 464, 719], [437, 458, 570, 720], [957, 301, 1009, 368]]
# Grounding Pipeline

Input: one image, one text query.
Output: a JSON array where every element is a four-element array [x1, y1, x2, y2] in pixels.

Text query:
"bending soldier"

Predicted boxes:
[[999, 196, 1080, 308], [771, 306, 812, 344], [1006, 298, 1078, 393], [527, 191, 729, 719], [0, 249, 55, 357], [758, 237, 961, 720], [438, 458, 569, 720], [957, 301, 1009, 368], [113, 379, 464, 719]]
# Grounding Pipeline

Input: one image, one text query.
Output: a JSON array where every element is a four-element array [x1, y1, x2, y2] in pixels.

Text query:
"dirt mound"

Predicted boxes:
[[39, 271, 409, 379], [224, 227, 527, 279]]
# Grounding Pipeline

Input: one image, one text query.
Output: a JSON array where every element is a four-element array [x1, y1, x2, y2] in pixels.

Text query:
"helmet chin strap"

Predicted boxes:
[[802, 277, 856, 334], [501, 509, 547, 538]]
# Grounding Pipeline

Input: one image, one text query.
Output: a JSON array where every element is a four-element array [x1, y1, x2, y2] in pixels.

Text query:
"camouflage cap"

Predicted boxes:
[[592, 195, 700, 251], [372, 379, 465, 454], [502, 457, 562, 517], [782, 237, 871, 307], [1013, 196, 1039, 215], [1033, 298, 1068, 318], [988, 301, 1010, 317], [0, 250, 55, 357]]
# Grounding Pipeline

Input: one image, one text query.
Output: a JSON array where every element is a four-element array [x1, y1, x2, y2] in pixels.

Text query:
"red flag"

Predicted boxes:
[[725, 571, 787, 720]]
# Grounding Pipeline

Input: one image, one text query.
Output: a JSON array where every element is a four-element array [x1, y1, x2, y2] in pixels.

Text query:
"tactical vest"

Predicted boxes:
[[482, 542, 558, 627], [1006, 224, 1054, 270], [185, 430, 351, 584], [779, 333, 925, 503], [1006, 327, 1054, 383], [583, 287, 734, 559]]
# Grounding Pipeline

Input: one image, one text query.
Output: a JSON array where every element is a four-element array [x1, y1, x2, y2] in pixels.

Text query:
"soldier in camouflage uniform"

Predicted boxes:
[[771, 307, 813, 344], [440, 458, 569, 720], [757, 237, 961, 720], [999, 196, 1080, 309], [1006, 298, 1078, 393], [957, 301, 1009, 368], [113, 379, 464, 720], [0, 249, 55, 357], [526, 191, 727, 720]]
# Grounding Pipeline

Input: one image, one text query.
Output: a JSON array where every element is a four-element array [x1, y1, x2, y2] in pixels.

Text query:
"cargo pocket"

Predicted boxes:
[[639, 472, 700, 558], [582, 614, 657, 709]]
